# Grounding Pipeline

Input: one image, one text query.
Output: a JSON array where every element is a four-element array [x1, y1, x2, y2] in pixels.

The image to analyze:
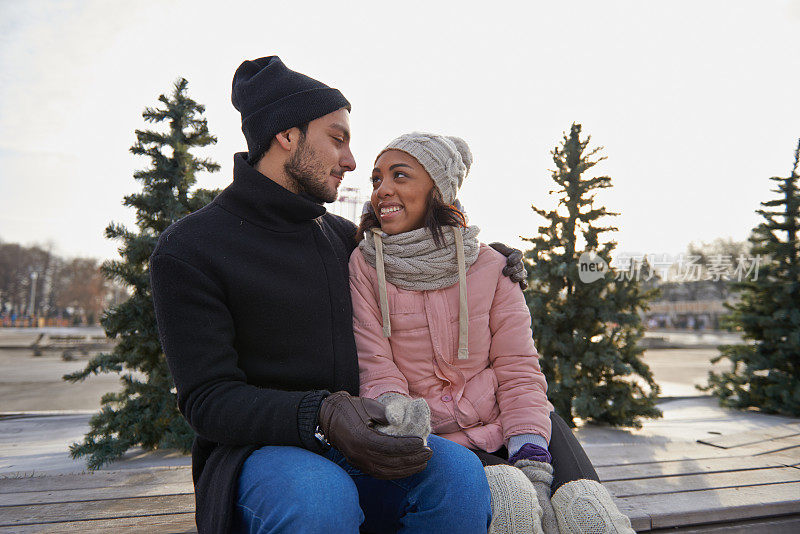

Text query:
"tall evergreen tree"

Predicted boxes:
[[64, 79, 220, 469], [523, 123, 662, 427], [705, 139, 800, 416]]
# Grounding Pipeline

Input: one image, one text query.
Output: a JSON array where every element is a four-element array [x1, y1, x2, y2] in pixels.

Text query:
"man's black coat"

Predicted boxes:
[[149, 153, 359, 533]]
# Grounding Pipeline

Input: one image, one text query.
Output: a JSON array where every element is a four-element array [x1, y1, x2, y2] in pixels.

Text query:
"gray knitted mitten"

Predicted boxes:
[[514, 460, 558, 534], [551, 479, 635, 534], [375, 393, 431, 446], [484, 465, 544, 534]]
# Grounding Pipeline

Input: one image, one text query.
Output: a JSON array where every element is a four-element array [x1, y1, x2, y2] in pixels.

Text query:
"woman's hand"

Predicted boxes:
[[508, 442, 552, 464], [375, 392, 432, 445]]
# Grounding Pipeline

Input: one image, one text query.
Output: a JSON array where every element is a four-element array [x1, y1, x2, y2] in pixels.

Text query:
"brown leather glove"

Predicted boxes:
[[489, 242, 528, 290], [318, 391, 433, 480]]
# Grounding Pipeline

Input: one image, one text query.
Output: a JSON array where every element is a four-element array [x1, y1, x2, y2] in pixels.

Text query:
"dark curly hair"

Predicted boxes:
[[355, 188, 467, 247]]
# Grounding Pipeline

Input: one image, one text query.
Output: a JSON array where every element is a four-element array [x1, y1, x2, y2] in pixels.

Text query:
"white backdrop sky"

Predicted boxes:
[[1, 0, 799, 261]]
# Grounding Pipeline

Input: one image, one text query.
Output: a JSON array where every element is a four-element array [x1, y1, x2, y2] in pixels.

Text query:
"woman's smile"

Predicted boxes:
[[379, 203, 404, 220]]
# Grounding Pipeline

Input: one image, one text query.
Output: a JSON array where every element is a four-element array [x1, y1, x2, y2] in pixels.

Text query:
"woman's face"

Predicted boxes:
[[370, 150, 435, 235]]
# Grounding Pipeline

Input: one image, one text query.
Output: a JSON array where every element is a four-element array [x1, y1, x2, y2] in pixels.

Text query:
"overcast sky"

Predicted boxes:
[[1, 0, 799, 261]]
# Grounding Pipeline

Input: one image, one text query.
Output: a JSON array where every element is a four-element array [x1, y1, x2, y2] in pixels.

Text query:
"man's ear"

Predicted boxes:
[[273, 128, 296, 151]]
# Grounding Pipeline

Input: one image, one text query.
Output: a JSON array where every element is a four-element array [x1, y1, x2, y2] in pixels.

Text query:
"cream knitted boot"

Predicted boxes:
[[484, 465, 544, 534], [551, 479, 635, 533], [514, 460, 558, 534]]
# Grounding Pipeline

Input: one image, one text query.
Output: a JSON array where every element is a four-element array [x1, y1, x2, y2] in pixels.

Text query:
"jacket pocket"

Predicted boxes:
[[462, 368, 500, 424], [387, 291, 427, 332]]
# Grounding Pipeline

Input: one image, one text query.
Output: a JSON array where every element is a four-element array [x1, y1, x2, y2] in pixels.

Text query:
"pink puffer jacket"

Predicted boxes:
[[350, 244, 552, 453]]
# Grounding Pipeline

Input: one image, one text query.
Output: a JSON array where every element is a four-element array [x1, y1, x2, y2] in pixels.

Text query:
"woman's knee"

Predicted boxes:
[[547, 411, 600, 490]]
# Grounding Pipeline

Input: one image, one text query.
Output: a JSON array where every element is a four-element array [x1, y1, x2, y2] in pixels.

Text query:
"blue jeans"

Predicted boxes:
[[234, 434, 492, 533]]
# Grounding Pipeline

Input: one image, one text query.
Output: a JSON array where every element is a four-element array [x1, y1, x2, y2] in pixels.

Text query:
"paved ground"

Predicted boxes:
[[640, 348, 731, 398], [0, 348, 730, 412], [0, 349, 122, 412], [0, 413, 191, 477], [643, 329, 743, 348]]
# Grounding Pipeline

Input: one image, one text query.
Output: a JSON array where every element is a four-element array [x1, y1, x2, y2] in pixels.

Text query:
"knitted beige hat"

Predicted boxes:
[[377, 132, 473, 205]]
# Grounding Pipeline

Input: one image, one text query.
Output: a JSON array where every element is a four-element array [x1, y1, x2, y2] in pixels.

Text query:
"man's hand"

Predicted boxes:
[[489, 242, 528, 290], [318, 391, 433, 479]]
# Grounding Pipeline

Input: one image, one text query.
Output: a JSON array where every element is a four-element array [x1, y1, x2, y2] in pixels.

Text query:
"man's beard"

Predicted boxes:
[[284, 137, 339, 203]]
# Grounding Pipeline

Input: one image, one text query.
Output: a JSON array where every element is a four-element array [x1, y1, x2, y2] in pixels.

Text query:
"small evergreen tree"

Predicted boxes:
[[64, 79, 220, 469], [705, 139, 800, 416], [524, 123, 662, 427]]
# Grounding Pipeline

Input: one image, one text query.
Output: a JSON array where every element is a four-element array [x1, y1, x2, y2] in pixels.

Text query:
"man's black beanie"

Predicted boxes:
[[231, 56, 351, 164]]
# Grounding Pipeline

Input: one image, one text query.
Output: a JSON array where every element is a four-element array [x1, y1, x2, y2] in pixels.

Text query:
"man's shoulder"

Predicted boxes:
[[321, 212, 357, 236], [320, 212, 357, 251], [153, 201, 227, 258]]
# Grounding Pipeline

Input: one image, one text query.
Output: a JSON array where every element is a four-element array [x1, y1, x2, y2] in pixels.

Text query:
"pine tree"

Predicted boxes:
[[523, 123, 662, 428], [705, 139, 800, 416], [64, 79, 220, 469]]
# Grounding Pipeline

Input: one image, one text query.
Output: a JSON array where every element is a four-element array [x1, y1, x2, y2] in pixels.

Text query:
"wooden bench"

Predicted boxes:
[[2, 424, 799, 532], [0, 466, 196, 533], [26, 333, 116, 358], [596, 423, 800, 532]]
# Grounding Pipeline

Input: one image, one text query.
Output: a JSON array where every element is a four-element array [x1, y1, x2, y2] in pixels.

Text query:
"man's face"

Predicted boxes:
[[284, 108, 355, 203]]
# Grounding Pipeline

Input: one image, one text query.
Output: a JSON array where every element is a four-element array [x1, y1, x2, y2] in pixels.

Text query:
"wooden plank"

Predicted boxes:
[[755, 452, 800, 467], [0, 512, 197, 533], [628, 515, 650, 532], [597, 456, 790, 482], [605, 466, 800, 498], [734, 434, 800, 457], [0, 466, 191, 494], [584, 441, 735, 467], [614, 500, 650, 532], [0, 481, 193, 506], [752, 450, 800, 466], [0, 494, 194, 528], [648, 513, 800, 533], [698, 423, 800, 449], [615, 481, 800, 529]]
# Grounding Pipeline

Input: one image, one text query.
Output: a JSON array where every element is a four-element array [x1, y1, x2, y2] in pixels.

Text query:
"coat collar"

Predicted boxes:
[[215, 152, 326, 229]]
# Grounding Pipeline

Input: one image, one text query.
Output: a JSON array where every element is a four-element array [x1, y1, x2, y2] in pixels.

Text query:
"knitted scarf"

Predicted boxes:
[[359, 225, 480, 290], [358, 224, 480, 359]]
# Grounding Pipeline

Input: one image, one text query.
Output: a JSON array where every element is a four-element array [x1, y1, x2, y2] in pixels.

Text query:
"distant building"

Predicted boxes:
[[329, 186, 367, 224]]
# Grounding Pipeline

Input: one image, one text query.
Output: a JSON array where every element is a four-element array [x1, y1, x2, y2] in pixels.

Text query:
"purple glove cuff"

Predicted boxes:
[[508, 443, 552, 464]]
